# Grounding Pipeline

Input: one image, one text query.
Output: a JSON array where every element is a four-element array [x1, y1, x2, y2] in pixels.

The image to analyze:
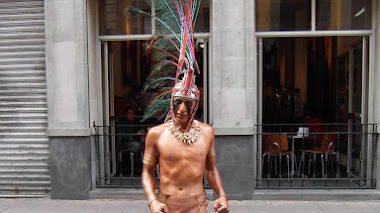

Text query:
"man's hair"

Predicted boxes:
[[123, 106, 135, 115]]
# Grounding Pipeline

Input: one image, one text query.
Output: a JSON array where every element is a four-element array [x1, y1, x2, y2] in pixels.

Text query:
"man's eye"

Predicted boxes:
[[186, 102, 193, 107]]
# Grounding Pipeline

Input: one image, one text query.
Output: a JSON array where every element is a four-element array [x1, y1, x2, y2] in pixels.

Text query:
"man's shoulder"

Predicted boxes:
[[196, 121, 214, 134], [145, 123, 169, 146], [147, 123, 169, 135]]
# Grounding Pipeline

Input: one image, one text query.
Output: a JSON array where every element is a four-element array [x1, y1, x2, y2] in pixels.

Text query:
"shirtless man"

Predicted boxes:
[[142, 84, 229, 213]]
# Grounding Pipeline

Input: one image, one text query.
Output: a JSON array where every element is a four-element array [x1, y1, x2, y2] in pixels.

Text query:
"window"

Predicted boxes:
[[97, 0, 210, 187], [261, 36, 366, 125], [256, 0, 372, 32], [256, 0, 311, 31], [99, 0, 210, 35], [256, 0, 374, 188], [316, 0, 372, 30]]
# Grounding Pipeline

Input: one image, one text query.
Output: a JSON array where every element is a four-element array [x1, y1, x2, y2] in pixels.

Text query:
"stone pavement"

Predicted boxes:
[[0, 198, 380, 213]]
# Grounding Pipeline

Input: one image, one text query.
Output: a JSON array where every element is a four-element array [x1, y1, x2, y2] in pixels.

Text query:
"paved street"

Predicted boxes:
[[0, 198, 379, 213]]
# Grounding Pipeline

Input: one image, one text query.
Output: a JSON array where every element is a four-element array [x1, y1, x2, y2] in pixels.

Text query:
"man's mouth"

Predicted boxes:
[[176, 113, 187, 117]]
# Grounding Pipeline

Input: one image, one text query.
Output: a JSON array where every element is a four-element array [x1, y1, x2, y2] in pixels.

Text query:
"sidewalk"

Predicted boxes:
[[0, 198, 379, 213]]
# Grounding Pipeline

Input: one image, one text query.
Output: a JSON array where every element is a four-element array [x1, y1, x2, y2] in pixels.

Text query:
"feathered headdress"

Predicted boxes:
[[129, 0, 202, 121]]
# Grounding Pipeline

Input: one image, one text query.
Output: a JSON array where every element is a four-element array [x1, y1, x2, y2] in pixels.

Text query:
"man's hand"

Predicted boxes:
[[213, 196, 229, 213], [150, 200, 168, 213]]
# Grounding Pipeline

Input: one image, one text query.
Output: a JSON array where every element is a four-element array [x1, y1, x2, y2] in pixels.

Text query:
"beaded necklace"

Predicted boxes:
[[168, 120, 201, 145]]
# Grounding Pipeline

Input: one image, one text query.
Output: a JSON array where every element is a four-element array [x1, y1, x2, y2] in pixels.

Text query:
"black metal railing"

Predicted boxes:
[[94, 123, 153, 188], [255, 123, 378, 189]]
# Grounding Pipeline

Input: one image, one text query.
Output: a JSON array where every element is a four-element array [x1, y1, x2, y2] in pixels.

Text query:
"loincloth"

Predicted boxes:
[[156, 190, 208, 213]]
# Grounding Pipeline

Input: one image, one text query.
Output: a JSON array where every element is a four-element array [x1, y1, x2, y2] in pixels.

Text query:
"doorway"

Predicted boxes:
[[96, 38, 209, 187], [257, 36, 375, 188]]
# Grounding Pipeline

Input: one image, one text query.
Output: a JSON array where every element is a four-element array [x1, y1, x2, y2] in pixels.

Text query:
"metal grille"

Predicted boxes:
[[0, 0, 49, 197], [256, 123, 377, 189], [94, 124, 156, 188]]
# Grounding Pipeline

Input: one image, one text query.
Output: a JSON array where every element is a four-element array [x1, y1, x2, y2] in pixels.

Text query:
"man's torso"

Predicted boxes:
[[155, 121, 212, 195]]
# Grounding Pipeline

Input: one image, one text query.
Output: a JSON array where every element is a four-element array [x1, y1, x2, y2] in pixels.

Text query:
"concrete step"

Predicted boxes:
[[252, 189, 380, 201]]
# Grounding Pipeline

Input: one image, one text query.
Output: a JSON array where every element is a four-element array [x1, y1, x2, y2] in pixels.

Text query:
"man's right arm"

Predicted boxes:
[[141, 127, 168, 213]]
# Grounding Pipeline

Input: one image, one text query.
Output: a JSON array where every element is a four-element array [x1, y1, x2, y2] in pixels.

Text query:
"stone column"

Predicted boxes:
[[211, 0, 256, 199], [86, 0, 101, 192], [374, 0, 380, 191], [45, 0, 91, 199]]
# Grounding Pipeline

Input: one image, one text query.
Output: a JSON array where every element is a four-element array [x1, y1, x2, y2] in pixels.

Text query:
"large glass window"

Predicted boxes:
[[262, 36, 366, 125], [99, 38, 208, 186], [260, 36, 370, 184], [97, 1, 210, 187], [106, 40, 207, 124], [256, 0, 374, 189]]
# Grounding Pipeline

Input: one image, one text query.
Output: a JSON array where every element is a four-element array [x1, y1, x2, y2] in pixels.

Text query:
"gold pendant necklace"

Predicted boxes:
[[168, 120, 201, 145]]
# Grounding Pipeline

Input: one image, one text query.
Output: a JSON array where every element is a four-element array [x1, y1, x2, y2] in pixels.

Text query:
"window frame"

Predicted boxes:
[[255, 0, 373, 36], [254, 0, 376, 184]]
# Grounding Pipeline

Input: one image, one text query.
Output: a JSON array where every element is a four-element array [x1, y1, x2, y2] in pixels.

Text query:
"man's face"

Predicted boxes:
[[173, 97, 197, 125], [125, 109, 136, 122]]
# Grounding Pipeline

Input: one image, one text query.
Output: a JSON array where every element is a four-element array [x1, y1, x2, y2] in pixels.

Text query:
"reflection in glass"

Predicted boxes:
[[102, 39, 206, 183], [262, 36, 365, 125], [193, 0, 210, 33], [99, 0, 210, 35], [317, 0, 372, 30], [260, 37, 369, 180], [153, 0, 210, 34], [104, 39, 206, 130], [99, 0, 152, 35], [256, 0, 310, 31]]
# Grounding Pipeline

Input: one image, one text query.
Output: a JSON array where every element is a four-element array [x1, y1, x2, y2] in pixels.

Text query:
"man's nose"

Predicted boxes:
[[178, 102, 187, 112]]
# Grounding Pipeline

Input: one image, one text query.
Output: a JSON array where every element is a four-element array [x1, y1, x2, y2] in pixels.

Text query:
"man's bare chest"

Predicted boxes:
[[157, 132, 210, 162]]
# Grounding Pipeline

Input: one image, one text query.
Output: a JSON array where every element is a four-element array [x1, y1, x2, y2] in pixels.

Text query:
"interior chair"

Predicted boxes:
[[262, 134, 292, 178], [119, 139, 144, 177], [299, 133, 339, 178], [116, 119, 145, 177]]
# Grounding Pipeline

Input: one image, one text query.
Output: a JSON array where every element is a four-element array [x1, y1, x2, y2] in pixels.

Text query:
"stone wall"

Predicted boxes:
[[49, 137, 91, 199], [215, 136, 254, 200], [45, 0, 92, 199]]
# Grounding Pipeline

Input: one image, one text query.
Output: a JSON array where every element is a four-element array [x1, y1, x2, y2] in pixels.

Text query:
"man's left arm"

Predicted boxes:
[[205, 127, 229, 213]]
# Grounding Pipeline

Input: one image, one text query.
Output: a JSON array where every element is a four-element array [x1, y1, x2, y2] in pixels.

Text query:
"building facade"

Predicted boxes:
[[1, 0, 380, 200]]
